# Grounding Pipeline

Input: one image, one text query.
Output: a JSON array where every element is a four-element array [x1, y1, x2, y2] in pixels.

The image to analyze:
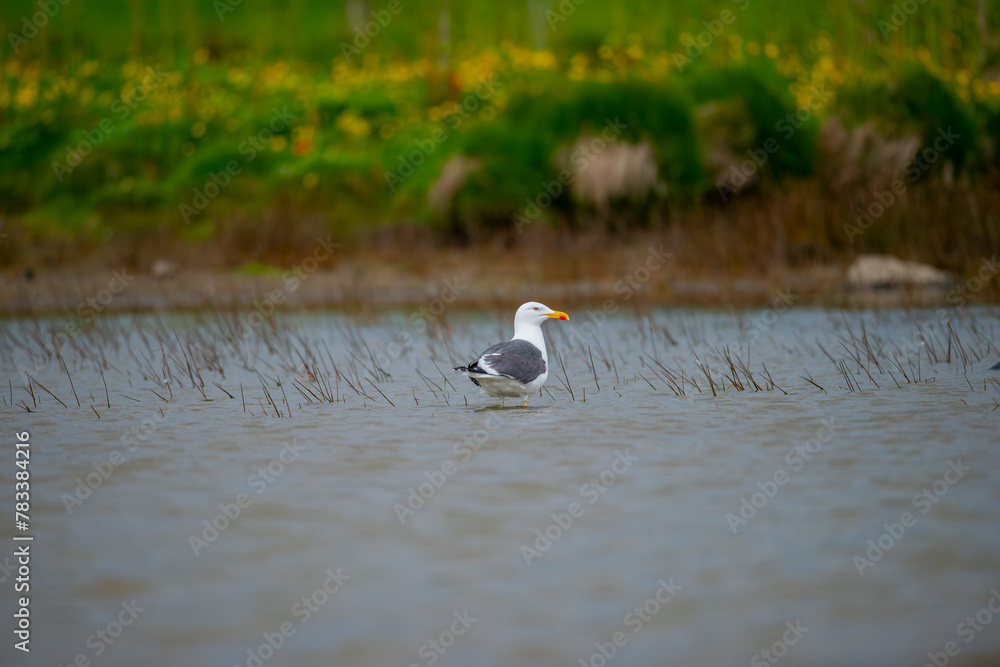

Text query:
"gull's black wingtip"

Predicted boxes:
[[990, 360, 1000, 371]]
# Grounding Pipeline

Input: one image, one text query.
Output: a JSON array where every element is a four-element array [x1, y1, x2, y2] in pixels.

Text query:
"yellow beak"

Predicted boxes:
[[547, 311, 569, 321]]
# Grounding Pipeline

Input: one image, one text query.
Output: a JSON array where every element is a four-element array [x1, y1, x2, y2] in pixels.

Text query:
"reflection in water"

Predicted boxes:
[[1, 306, 998, 667]]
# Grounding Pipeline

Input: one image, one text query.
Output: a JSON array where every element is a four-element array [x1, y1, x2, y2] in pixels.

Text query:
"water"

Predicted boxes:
[[1, 305, 998, 667]]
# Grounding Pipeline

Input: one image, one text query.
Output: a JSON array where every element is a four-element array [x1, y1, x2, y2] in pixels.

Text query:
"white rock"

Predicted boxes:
[[845, 254, 953, 290], [151, 259, 178, 280], [557, 139, 666, 210]]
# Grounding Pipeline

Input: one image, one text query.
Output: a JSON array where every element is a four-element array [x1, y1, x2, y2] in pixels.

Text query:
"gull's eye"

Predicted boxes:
[[533, 307, 539, 311]]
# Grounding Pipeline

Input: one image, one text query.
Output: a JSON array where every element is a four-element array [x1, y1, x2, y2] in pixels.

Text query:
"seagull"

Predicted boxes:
[[454, 302, 569, 406]]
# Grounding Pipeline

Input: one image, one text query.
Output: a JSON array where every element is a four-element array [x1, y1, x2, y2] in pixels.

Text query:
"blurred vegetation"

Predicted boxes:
[[1, 0, 999, 271]]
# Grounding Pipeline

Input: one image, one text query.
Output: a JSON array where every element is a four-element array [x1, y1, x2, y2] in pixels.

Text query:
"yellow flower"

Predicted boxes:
[[302, 172, 319, 189], [728, 34, 743, 60], [292, 125, 315, 143], [336, 110, 371, 138], [15, 83, 38, 108], [764, 43, 779, 59], [193, 48, 210, 65], [746, 42, 760, 56], [227, 68, 251, 88], [533, 50, 558, 69]]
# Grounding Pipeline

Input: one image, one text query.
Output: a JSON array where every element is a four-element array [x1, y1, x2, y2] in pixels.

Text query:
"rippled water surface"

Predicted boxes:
[[1, 305, 999, 667]]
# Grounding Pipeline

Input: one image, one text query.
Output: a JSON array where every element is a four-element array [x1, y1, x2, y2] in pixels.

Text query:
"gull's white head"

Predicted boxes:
[[513, 301, 570, 329]]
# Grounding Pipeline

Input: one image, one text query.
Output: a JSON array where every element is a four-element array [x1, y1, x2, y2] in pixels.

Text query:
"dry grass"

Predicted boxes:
[[2, 164, 998, 316]]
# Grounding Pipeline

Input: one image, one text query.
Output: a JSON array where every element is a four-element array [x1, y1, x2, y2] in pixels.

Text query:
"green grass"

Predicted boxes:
[[3, 0, 995, 69], [1, 0, 999, 270]]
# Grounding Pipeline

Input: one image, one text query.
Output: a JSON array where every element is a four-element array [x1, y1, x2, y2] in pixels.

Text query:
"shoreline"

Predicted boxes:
[[2, 259, 991, 318]]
